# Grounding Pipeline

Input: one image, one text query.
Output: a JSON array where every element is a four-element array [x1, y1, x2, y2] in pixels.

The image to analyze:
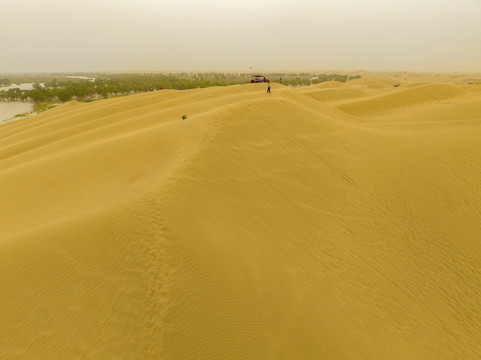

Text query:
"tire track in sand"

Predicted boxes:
[[252, 108, 356, 186]]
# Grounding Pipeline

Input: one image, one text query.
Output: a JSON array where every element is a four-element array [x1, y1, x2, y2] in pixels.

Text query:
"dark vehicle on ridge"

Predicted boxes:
[[250, 75, 270, 83]]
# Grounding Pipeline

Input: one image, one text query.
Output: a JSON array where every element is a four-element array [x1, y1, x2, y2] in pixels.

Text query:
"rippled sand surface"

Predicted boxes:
[[1, 75, 481, 359]]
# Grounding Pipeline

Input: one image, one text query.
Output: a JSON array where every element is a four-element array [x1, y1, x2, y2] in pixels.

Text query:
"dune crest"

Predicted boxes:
[[1, 78, 481, 359]]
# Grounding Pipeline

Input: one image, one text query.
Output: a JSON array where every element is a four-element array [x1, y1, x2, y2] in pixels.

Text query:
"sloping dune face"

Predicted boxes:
[[1, 80, 481, 359]]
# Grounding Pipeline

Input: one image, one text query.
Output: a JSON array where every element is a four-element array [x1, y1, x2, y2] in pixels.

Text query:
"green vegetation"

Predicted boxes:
[[10, 103, 57, 120], [280, 73, 361, 87], [14, 112, 30, 117], [0, 73, 250, 103], [0, 78, 10, 86], [34, 103, 57, 112], [0, 72, 361, 104]]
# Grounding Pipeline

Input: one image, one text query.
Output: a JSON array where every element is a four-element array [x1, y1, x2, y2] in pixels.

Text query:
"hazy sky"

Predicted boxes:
[[1, 0, 480, 73]]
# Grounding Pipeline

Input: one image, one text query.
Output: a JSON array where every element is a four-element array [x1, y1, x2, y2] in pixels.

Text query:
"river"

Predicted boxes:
[[0, 82, 44, 91], [0, 102, 34, 124], [66, 76, 96, 82], [0, 83, 43, 123], [0, 78, 93, 123]]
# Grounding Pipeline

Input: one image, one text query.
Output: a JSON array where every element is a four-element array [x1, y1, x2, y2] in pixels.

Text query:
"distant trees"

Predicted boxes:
[[281, 73, 359, 87], [0, 88, 25, 101], [0, 72, 362, 104], [282, 78, 312, 87], [0, 78, 10, 86], [56, 88, 73, 102]]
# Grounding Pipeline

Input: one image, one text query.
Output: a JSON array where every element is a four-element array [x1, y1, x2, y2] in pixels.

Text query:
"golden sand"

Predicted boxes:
[[1, 75, 481, 358]]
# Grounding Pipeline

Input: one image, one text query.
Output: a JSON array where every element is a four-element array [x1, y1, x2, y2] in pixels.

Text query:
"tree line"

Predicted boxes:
[[280, 74, 361, 87], [0, 72, 362, 103]]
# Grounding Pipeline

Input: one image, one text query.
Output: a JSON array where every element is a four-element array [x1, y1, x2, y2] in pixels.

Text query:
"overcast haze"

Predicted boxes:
[[1, 0, 480, 73]]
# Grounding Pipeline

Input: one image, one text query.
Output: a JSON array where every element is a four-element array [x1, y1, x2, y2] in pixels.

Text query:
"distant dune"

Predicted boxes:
[[1, 76, 481, 359]]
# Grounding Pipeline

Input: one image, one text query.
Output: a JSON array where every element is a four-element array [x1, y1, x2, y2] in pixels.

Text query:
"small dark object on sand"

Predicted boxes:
[[182, 115, 187, 120], [393, 84, 400, 87]]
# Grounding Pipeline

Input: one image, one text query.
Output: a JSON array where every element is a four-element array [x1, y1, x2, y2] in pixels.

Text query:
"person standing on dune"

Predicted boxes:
[[267, 82, 271, 93]]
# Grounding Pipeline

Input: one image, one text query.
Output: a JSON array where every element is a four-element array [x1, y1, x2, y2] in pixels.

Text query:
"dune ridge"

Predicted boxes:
[[1, 79, 481, 359], [336, 83, 467, 117]]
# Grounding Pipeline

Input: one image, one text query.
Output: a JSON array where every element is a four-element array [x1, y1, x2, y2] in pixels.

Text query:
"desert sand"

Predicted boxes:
[[1, 75, 481, 359]]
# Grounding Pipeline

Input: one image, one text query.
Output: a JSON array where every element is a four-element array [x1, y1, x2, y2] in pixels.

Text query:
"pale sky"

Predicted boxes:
[[1, 0, 480, 73]]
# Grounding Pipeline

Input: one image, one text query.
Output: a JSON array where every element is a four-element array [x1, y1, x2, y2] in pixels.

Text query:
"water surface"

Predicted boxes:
[[0, 102, 34, 123], [0, 83, 44, 91]]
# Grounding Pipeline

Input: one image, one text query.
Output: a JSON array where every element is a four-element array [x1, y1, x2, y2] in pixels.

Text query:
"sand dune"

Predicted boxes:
[[336, 84, 467, 117], [1, 77, 481, 359]]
